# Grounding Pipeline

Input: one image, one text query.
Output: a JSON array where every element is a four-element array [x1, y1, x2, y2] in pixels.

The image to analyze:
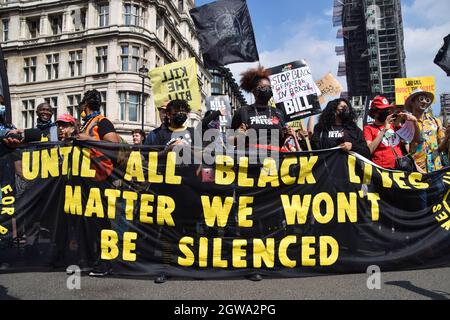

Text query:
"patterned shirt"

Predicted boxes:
[[412, 114, 445, 173]]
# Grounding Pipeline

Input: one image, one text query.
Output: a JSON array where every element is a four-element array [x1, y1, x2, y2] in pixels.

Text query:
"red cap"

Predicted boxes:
[[370, 96, 393, 110], [56, 114, 76, 125]]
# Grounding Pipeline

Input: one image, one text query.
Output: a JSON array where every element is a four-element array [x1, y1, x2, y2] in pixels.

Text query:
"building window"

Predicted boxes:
[[24, 57, 37, 83], [67, 94, 82, 118], [156, 14, 163, 38], [2, 19, 9, 42], [69, 50, 83, 77], [178, 0, 184, 13], [96, 46, 108, 73], [71, 9, 87, 31], [26, 17, 40, 38], [49, 14, 63, 35], [46, 54, 59, 80], [99, 3, 109, 27], [100, 91, 107, 116], [156, 54, 163, 67], [120, 43, 148, 72], [123, 3, 143, 26], [121, 44, 129, 71], [22, 99, 35, 128], [119, 92, 141, 122], [44, 97, 58, 121]]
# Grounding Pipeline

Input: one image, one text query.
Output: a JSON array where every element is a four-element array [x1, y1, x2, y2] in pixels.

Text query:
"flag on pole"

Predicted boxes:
[[434, 34, 450, 76], [189, 0, 259, 68]]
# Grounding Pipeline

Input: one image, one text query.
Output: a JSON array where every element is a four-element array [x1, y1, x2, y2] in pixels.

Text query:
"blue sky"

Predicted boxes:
[[195, 0, 450, 113]]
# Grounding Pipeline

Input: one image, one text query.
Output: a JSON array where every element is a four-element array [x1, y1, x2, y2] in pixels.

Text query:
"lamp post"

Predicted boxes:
[[138, 66, 149, 132]]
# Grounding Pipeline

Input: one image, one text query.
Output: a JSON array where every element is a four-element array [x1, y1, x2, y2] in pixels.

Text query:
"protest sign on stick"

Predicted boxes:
[[150, 58, 202, 111], [395, 77, 436, 106], [268, 60, 322, 123]]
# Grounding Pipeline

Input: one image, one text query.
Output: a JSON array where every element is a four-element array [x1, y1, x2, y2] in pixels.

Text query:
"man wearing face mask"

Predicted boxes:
[[364, 96, 418, 169], [35, 102, 58, 142], [406, 89, 450, 173], [152, 99, 194, 149]]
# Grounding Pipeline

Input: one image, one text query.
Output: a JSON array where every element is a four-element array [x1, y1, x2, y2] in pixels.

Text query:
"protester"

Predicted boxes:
[[202, 108, 228, 152], [55, 114, 78, 141], [231, 66, 289, 151], [151, 99, 194, 149], [76, 89, 120, 277], [363, 96, 419, 169], [35, 102, 58, 142], [407, 89, 450, 173], [132, 129, 146, 145], [0, 101, 22, 155], [77, 90, 120, 143], [311, 98, 370, 158], [144, 101, 169, 145]]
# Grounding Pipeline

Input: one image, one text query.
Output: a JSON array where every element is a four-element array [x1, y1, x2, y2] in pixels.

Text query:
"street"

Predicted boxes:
[[1, 267, 449, 300]]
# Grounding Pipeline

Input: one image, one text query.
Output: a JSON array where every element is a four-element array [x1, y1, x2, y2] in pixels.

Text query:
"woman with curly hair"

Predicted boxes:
[[311, 98, 370, 158], [231, 66, 290, 150]]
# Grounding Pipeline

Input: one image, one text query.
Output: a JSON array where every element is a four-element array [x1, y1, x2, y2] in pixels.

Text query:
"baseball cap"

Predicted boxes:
[[370, 96, 393, 110], [157, 101, 169, 110], [56, 114, 76, 125]]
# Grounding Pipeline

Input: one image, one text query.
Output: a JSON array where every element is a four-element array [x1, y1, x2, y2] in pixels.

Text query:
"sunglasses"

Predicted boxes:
[[418, 96, 432, 104]]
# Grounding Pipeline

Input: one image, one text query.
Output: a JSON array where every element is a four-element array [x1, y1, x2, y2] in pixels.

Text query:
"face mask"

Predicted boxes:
[[377, 110, 390, 123], [254, 87, 273, 104], [172, 113, 188, 127], [340, 109, 351, 122], [80, 110, 87, 120]]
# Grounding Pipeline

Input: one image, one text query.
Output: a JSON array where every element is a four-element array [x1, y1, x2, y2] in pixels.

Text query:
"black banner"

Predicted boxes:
[[190, 0, 259, 68], [1, 141, 450, 278]]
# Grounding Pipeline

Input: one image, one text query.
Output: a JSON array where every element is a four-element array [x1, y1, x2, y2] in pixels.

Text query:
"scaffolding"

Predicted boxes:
[[441, 94, 450, 126], [333, 0, 406, 103]]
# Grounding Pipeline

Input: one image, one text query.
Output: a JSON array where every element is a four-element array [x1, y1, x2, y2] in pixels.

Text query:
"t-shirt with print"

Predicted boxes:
[[153, 126, 195, 148], [412, 114, 446, 173], [231, 104, 286, 147], [364, 124, 403, 169]]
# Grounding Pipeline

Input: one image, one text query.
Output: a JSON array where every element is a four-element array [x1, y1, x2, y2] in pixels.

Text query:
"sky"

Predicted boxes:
[[195, 0, 450, 114]]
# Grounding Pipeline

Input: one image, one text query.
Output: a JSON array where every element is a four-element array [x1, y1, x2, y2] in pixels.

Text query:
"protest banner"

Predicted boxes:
[[1, 141, 450, 278], [316, 73, 344, 105], [206, 95, 232, 127], [395, 77, 436, 106], [268, 60, 322, 122], [149, 58, 202, 111]]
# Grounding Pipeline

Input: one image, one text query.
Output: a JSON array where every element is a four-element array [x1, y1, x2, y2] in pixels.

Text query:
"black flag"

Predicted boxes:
[[434, 34, 450, 76], [189, 0, 259, 68], [0, 44, 11, 123]]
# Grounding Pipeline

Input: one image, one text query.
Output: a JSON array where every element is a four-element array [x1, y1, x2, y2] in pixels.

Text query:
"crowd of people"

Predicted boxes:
[[1, 66, 449, 175], [1, 66, 449, 283]]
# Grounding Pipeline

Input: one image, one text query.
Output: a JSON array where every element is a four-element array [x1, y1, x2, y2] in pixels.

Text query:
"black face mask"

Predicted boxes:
[[254, 87, 273, 104], [377, 110, 390, 123], [172, 113, 188, 127], [340, 109, 352, 122]]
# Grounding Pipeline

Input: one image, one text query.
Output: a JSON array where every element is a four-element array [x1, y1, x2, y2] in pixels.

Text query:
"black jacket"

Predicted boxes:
[[311, 124, 371, 159]]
